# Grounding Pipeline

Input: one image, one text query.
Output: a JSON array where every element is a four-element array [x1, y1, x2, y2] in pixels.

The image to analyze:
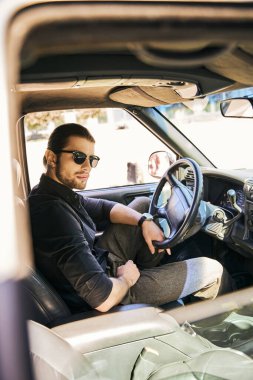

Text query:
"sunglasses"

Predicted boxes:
[[55, 150, 100, 168]]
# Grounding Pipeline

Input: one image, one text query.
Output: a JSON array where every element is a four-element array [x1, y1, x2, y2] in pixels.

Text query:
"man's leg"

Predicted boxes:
[[122, 257, 233, 305], [97, 196, 234, 304]]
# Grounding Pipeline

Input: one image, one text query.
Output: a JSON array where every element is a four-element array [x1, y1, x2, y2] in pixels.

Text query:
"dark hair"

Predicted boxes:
[[43, 123, 95, 166]]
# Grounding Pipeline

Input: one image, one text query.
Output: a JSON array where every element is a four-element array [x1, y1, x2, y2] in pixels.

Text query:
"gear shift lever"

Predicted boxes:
[[227, 189, 242, 214], [226, 189, 242, 226]]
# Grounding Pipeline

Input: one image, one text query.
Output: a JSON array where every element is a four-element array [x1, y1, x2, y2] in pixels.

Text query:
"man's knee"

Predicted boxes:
[[192, 257, 233, 299]]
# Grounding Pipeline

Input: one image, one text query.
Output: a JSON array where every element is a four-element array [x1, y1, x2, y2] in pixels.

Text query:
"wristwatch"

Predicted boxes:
[[138, 212, 154, 227]]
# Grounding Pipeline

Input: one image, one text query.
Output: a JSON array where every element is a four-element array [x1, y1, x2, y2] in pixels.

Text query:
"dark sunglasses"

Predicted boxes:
[[55, 150, 100, 168]]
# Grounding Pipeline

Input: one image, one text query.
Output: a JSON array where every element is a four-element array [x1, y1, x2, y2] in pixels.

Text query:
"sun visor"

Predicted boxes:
[[109, 82, 199, 107]]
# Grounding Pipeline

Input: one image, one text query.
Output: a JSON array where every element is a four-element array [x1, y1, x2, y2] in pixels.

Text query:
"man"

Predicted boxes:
[[29, 123, 233, 314]]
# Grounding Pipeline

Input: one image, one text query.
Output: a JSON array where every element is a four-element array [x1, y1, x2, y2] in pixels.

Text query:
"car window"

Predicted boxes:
[[24, 108, 174, 190], [157, 87, 253, 169]]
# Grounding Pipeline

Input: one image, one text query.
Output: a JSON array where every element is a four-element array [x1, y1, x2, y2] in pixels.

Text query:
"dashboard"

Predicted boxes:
[[203, 178, 245, 211], [183, 166, 248, 211], [181, 166, 253, 260], [182, 169, 251, 254]]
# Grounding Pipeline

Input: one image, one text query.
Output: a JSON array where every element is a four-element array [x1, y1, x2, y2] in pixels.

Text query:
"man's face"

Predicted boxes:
[[53, 136, 95, 190]]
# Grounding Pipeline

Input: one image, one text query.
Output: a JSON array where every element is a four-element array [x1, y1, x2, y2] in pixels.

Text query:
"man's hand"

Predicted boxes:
[[116, 260, 140, 287], [141, 220, 171, 255], [96, 261, 139, 312]]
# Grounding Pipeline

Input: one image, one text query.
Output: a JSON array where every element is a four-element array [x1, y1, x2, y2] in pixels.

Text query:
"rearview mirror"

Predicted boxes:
[[220, 98, 253, 118], [148, 151, 176, 179]]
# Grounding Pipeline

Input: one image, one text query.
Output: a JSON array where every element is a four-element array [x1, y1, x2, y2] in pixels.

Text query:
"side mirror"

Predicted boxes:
[[220, 98, 253, 118], [148, 151, 176, 179]]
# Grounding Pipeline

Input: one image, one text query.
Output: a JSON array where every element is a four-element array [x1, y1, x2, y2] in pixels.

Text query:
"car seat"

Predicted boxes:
[[28, 319, 99, 380]]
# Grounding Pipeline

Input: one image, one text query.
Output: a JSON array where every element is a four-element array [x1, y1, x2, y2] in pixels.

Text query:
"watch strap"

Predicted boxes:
[[138, 213, 153, 227], [138, 215, 147, 227]]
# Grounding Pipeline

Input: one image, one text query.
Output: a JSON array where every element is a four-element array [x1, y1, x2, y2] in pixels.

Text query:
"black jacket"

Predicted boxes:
[[28, 174, 116, 313]]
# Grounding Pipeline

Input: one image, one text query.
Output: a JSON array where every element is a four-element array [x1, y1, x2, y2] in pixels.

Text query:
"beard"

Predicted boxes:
[[55, 162, 86, 190]]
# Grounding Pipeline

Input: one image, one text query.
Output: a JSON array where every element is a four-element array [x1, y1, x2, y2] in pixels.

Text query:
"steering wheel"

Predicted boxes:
[[149, 158, 203, 249]]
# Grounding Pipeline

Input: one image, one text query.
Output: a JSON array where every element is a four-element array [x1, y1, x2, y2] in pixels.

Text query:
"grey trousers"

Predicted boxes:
[[97, 197, 234, 305]]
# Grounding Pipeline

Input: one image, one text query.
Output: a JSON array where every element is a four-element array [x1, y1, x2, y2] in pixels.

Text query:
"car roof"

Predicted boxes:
[[4, 0, 253, 114]]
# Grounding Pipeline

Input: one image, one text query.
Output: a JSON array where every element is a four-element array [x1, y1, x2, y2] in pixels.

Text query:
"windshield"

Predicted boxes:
[[157, 87, 253, 169]]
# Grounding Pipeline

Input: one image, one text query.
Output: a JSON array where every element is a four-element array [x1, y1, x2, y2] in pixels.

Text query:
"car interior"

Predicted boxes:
[[2, 1, 253, 380]]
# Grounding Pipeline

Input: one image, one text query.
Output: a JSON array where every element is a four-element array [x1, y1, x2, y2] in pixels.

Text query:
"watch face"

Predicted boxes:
[[143, 213, 153, 221]]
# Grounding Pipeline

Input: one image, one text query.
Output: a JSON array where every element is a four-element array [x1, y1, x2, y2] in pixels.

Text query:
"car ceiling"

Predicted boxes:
[[11, 1, 253, 113]]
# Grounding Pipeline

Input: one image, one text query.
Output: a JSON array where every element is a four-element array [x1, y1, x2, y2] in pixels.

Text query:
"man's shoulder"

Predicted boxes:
[[28, 193, 67, 212], [28, 192, 62, 203], [28, 193, 81, 223]]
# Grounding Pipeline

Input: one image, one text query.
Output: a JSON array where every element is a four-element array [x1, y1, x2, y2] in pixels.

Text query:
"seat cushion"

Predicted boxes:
[[28, 320, 99, 380]]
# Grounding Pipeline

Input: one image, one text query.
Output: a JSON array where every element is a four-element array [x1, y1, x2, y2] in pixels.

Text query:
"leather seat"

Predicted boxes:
[[28, 320, 99, 380], [22, 268, 72, 327]]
